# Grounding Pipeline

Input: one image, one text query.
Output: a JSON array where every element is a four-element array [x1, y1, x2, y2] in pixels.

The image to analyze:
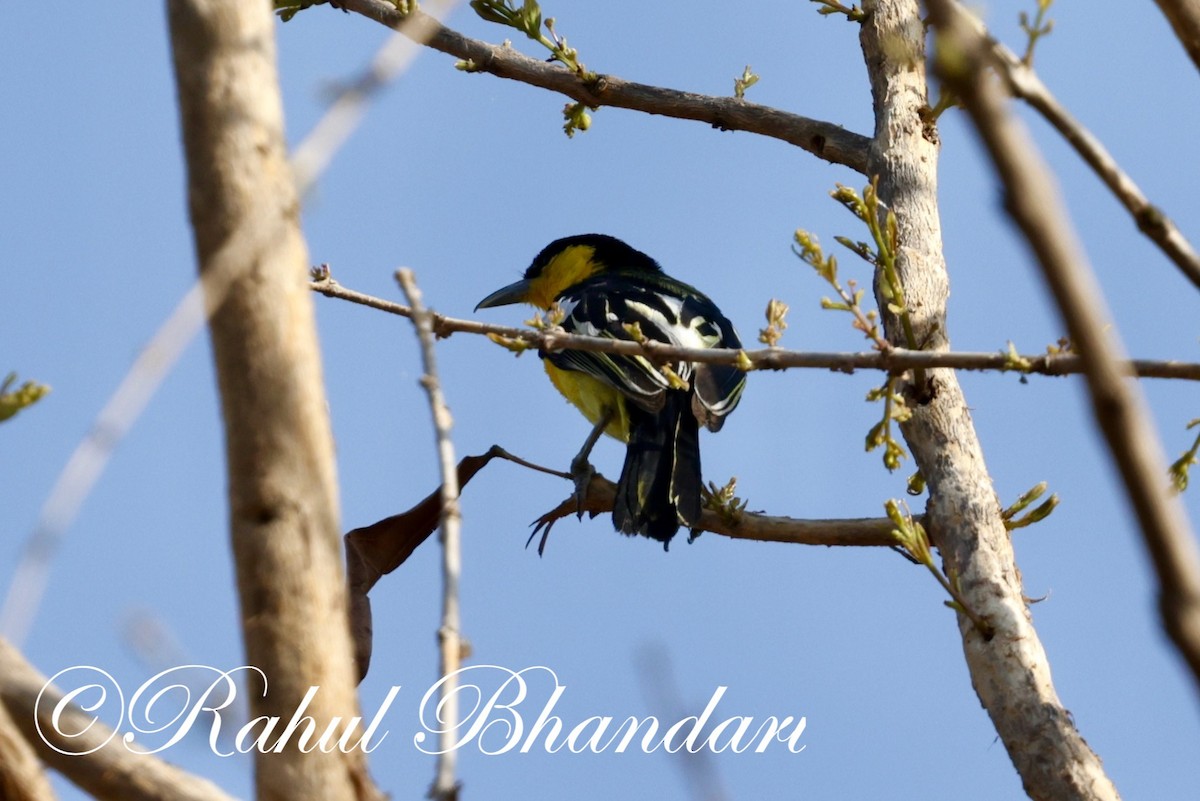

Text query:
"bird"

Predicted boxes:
[[476, 234, 745, 548]]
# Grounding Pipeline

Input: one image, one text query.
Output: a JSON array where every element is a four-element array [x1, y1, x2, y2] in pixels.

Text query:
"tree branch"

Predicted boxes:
[[0, 639, 236, 801], [395, 270, 463, 801], [528, 469, 903, 548], [291, 0, 458, 189], [1152, 0, 1200, 74], [947, 0, 1200, 290], [0, 693, 56, 801], [930, 0, 1200, 699], [861, 1, 1121, 799], [167, 1, 381, 799], [310, 274, 1200, 380], [332, 0, 872, 173], [0, 6, 422, 654]]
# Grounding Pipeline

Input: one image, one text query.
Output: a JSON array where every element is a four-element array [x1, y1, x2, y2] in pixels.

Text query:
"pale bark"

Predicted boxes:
[[0, 692, 56, 801], [395, 270, 465, 801], [0, 639, 235, 801], [166, 1, 381, 799], [860, 1, 1120, 799]]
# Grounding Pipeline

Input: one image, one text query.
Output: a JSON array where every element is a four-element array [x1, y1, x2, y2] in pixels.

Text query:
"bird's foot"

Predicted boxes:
[[569, 453, 596, 518]]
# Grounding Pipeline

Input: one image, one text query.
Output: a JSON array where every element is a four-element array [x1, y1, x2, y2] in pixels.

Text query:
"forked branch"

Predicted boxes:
[[943, 0, 1200, 290], [930, 0, 1200, 701]]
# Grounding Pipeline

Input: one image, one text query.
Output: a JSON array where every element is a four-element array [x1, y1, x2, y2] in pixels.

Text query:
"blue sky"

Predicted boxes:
[[3, 1, 1200, 799]]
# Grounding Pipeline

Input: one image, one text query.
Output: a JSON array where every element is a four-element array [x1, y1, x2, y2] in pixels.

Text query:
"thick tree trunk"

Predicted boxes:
[[166, 1, 382, 799], [859, 2, 1120, 799]]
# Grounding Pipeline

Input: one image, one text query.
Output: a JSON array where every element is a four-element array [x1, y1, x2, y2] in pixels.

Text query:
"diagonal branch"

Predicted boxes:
[[0, 696, 56, 801], [930, 0, 1200, 698], [310, 274, 1200, 380], [0, 4, 434, 652], [333, 0, 872, 172], [0, 638, 236, 801], [1152, 0, 1200, 73], [947, 0, 1200, 290], [292, 0, 460, 189]]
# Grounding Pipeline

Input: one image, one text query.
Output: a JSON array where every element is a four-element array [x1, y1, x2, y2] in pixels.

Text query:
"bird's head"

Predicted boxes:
[[476, 233, 661, 311]]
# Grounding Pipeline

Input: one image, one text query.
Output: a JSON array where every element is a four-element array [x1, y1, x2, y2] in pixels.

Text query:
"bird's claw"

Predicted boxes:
[[569, 454, 596, 518]]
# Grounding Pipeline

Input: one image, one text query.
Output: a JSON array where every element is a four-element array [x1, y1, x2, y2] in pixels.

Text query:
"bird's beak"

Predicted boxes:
[[475, 278, 533, 311]]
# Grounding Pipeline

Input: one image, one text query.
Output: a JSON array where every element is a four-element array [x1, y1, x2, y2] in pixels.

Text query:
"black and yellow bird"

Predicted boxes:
[[476, 234, 745, 548]]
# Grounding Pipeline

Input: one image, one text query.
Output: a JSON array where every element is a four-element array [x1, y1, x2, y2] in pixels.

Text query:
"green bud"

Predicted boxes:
[[470, 0, 514, 26]]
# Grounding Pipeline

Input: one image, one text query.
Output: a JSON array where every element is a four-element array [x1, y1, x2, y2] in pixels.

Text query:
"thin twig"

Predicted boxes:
[[930, 0, 1200, 698], [947, 0, 1200, 290], [0, 5, 450, 649], [310, 275, 1200, 380], [635, 645, 731, 801], [396, 269, 463, 801], [0, 223, 257, 646], [335, 0, 871, 173], [292, 0, 459, 189]]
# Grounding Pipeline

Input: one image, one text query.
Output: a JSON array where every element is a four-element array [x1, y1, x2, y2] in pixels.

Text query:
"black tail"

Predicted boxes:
[[612, 390, 702, 548]]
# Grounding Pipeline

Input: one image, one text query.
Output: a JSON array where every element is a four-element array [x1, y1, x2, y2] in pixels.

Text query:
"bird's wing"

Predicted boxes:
[[545, 275, 745, 425], [686, 314, 745, 431], [545, 279, 673, 413], [638, 271, 746, 431]]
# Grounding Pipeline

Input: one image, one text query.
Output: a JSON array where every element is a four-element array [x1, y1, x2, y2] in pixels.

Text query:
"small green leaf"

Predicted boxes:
[[0, 372, 51, 423], [470, 0, 515, 26], [519, 0, 542, 37], [820, 298, 851, 312], [733, 65, 760, 100]]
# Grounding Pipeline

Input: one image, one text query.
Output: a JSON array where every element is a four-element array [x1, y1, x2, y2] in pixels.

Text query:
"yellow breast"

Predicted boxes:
[[544, 362, 631, 442]]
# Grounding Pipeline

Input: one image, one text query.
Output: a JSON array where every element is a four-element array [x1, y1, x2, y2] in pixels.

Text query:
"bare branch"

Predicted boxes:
[[861, 1, 1121, 799], [341, 445, 904, 661], [948, 1, 1200, 290], [310, 274, 1200, 380], [529, 469, 902, 548], [0, 6, 426, 651], [0, 639, 236, 801], [1152, 0, 1200, 73], [395, 270, 463, 801], [0, 695, 56, 801], [292, 0, 459, 189], [167, 1, 381, 798], [930, 0, 1200, 698], [334, 0, 872, 173]]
